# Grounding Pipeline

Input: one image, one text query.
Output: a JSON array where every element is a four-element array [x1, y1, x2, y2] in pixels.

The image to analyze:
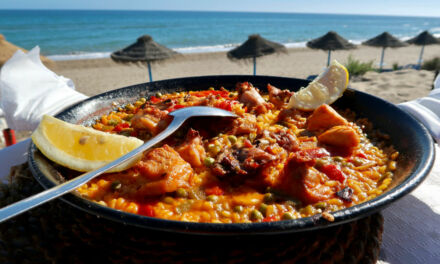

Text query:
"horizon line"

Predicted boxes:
[[1, 8, 439, 19]]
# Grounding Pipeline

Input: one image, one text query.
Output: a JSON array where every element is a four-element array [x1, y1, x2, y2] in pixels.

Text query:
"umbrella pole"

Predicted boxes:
[[417, 45, 425, 69], [147, 61, 153, 82], [380, 47, 385, 72], [327, 50, 331, 67], [253, 57, 256, 75]]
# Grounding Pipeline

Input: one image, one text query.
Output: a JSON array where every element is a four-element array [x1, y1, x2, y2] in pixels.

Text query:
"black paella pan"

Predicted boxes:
[[28, 75, 435, 235]]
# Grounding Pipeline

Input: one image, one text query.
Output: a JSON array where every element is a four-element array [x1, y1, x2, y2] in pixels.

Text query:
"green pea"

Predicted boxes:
[[208, 144, 221, 155], [259, 203, 268, 216], [125, 104, 135, 111], [250, 209, 264, 221], [249, 133, 257, 142], [123, 114, 134, 121], [227, 135, 237, 144], [155, 92, 163, 98], [300, 205, 314, 215], [282, 212, 294, 220], [107, 119, 119, 126], [163, 196, 174, 204], [263, 193, 276, 204], [285, 200, 299, 207], [353, 157, 364, 166], [315, 202, 327, 209], [203, 157, 215, 167], [233, 205, 244, 213], [314, 159, 326, 169], [333, 156, 344, 162], [176, 188, 188, 198], [207, 195, 218, 203]]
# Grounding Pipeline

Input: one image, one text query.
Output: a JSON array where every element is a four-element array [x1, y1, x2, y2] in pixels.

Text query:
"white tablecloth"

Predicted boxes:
[[0, 139, 439, 263]]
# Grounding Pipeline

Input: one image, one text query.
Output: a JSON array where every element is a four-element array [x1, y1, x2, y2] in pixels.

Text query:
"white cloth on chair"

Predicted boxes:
[[0, 46, 87, 131]]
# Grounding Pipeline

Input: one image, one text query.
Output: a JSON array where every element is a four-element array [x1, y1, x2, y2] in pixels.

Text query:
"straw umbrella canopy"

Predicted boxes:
[[362, 32, 408, 71], [0, 34, 54, 68], [227, 34, 287, 75], [111, 35, 178, 82], [406, 31, 440, 68], [306, 31, 355, 66]]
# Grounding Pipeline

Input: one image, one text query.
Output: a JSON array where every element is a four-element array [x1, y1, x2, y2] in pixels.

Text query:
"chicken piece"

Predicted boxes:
[[237, 82, 269, 114], [267, 84, 293, 108], [235, 147, 276, 171], [135, 145, 193, 196], [211, 149, 246, 177], [131, 106, 171, 136], [318, 125, 360, 148], [276, 153, 334, 204], [176, 129, 206, 167], [306, 104, 348, 131], [230, 113, 258, 135], [269, 130, 299, 152]]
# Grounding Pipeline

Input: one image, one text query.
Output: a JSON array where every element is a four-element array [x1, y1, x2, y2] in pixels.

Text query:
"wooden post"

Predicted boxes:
[[327, 50, 331, 67], [147, 61, 153, 82], [380, 47, 386, 72]]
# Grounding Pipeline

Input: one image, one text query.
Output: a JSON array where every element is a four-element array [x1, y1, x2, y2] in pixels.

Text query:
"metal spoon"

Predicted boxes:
[[0, 106, 236, 223]]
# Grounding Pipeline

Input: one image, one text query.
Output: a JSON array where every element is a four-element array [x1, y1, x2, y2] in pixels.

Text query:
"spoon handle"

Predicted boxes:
[[0, 115, 186, 223]]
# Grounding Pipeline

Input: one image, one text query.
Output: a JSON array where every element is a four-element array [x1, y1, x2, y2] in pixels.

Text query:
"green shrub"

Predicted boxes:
[[392, 63, 399, 71], [422, 57, 440, 71], [344, 55, 375, 77]]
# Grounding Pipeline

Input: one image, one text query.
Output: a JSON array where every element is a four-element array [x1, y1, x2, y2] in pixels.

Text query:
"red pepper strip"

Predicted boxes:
[[138, 204, 155, 217], [167, 104, 185, 112], [150, 96, 162, 103], [356, 152, 367, 159], [243, 139, 253, 148], [319, 164, 346, 183], [113, 122, 130, 132], [190, 90, 229, 98], [263, 215, 277, 222], [205, 186, 224, 196]]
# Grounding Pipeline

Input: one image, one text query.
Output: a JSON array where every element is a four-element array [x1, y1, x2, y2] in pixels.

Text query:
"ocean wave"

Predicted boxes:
[[47, 52, 112, 61], [45, 33, 432, 62]]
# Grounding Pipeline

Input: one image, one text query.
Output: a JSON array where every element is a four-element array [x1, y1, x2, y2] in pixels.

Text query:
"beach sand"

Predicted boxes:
[[0, 45, 438, 147], [53, 45, 440, 104]]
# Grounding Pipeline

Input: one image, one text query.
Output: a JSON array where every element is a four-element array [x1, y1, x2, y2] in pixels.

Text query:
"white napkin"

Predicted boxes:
[[0, 46, 87, 131], [398, 73, 440, 143]]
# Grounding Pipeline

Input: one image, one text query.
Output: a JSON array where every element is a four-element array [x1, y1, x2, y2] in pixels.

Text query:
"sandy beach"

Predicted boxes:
[[0, 45, 438, 148], [53, 45, 440, 104]]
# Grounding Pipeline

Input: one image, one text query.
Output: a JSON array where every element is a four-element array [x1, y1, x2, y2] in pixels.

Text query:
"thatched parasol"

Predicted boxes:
[[306, 31, 355, 66], [0, 34, 54, 68], [362, 32, 407, 71], [227, 34, 287, 75], [111, 35, 178, 82], [406, 31, 440, 68]]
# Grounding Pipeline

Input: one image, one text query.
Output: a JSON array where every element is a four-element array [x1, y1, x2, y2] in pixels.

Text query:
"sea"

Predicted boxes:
[[1, 10, 440, 61]]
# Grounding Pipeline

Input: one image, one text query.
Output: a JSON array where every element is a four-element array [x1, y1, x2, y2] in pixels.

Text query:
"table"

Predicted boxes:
[[0, 139, 439, 263]]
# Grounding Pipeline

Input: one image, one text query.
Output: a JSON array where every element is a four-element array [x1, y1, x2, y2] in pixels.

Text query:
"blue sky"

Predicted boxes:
[[1, 0, 439, 17]]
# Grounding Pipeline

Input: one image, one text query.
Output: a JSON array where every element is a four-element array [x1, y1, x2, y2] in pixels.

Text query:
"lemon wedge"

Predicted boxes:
[[287, 60, 349, 110], [32, 115, 144, 172]]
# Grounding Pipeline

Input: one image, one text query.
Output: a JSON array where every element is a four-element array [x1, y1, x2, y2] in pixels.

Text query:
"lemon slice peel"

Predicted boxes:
[[32, 115, 144, 172]]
